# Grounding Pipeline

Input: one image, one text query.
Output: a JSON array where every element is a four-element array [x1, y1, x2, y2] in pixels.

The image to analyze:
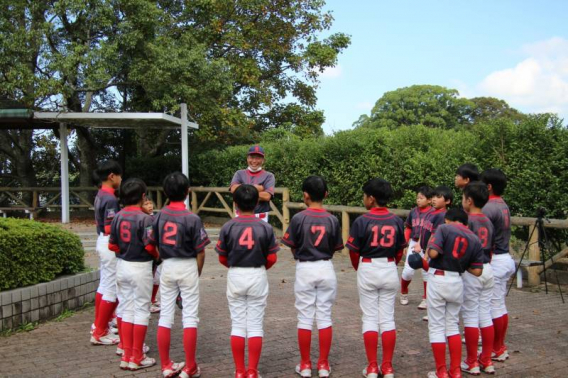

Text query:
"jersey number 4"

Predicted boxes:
[[370, 225, 395, 247], [239, 227, 255, 249]]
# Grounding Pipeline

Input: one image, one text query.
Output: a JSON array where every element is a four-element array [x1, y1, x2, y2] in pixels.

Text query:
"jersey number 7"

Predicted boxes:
[[311, 225, 326, 247]]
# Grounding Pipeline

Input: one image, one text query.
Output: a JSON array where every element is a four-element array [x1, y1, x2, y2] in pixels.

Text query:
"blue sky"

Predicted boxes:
[[316, 0, 568, 133]]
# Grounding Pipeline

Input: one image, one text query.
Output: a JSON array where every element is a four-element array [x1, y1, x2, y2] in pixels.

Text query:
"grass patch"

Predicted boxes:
[[0, 321, 39, 337]]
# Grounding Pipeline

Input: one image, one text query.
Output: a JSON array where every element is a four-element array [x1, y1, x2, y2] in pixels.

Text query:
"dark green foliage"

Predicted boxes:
[[0, 218, 84, 291], [190, 115, 568, 220]]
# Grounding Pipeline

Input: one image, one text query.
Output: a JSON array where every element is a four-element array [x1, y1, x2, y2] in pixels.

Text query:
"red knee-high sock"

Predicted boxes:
[[94, 299, 116, 337], [401, 278, 411, 294], [479, 326, 495, 365], [157, 326, 172, 369], [423, 282, 427, 299], [231, 336, 246, 372], [116, 317, 123, 349], [183, 327, 197, 371], [431, 342, 447, 376], [464, 327, 479, 364], [94, 292, 103, 321], [381, 330, 396, 371], [298, 329, 312, 365], [501, 313, 509, 350], [132, 324, 148, 362], [447, 335, 462, 377], [151, 284, 159, 304], [363, 331, 378, 367], [248, 337, 263, 371], [121, 322, 134, 363], [318, 327, 332, 364], [492, 316, 504, 352]]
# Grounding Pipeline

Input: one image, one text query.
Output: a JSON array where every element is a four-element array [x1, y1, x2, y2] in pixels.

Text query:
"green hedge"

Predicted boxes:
[[0, 218, 85, 291], [188, 114, 568, 220]]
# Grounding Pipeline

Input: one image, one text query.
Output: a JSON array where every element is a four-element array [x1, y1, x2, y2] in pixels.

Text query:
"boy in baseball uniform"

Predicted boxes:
[[346, 178, 407, 378], [461, 182, 496, 375], [425, 209, 484, 378], [216, 184, 280, 378], [281, 176, 344, 378], [400, 186, 433, 306], [152, 173, 210, 378], [91, 160, 122, 346], [454, 164, 480, 190], [109, 179, 158, 370], [481, 169, 515, 362]]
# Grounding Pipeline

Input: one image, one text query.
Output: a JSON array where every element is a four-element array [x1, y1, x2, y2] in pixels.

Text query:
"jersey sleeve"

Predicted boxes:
[[332, 217, 344, 251], [396, 220, 408, 250], [263, 173, 275, 196], [215, 226, 229, 256], [142, 215, 154, 247], [470, 242, 485, 270], [230, 171, 242, 187], [427, 226, 445, 255], [281, 216, 299, 248], [346, 217, 362, 253], [108, 215, 119, 245], [103, 198, 119, 234], [191, 216, 211, 253], [149, 213, 160, 246], [405, 209, 413, 229], [266, 226, 280, 255]]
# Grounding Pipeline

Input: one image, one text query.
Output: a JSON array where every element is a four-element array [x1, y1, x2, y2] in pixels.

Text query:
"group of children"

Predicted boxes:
[[89, 159, 515, 378]]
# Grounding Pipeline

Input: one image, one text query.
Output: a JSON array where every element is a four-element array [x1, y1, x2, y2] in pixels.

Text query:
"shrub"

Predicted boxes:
[[0, 218, 84, 291]]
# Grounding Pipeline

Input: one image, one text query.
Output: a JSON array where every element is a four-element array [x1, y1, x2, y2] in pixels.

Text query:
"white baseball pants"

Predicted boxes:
[[427, 269, 463, 343], [401, 239, 429, 282], [236, 211, 269, 223], [227, 266, 268, 338], [357, 257, 398, 334], [153, 264, 162, 286], [462, 264, 494, 328], [490, 253, 516, 319], [116, 258, 124, 318], [295, 260, 337, 330], [159, 258, 200, 329], [116, 260, 153, 326], [96, 234, 118, 302]]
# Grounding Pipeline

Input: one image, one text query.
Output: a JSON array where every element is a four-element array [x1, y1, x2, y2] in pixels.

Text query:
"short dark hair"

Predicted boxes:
[[481, 168, 507, 196], [417, 185, 433, 199], [163, 172, 190, 202], [120, 178, 147, 206], [456, 163, 480, 182], [445, 208, 468, 225], [302, 176, 328, 202], [362, 178, 393, 207], [463, 182, 489, 209], [432, 185, 454, 206], [233, 184, 259, 212], [93, 160, 122, 184]]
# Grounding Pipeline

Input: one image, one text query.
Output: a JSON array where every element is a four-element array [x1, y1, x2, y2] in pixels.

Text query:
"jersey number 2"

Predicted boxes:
[[163, 221, 178, 246], [239, 227, 255, 249], [452, 236, 468, 259]]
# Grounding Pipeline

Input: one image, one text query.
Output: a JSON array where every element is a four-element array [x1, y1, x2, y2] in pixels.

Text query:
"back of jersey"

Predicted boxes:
[[281, 208, 344, 261], [347, 209, 406, 258], [215, 216, 279, 267], [110, 206, 154, 262], [427, 223, 484, 273], [467, 213, 495, 264], [482, 197, 511, 255]]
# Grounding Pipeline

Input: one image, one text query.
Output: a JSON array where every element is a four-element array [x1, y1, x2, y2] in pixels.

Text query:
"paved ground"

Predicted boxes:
[[1, 226, 567, 378]]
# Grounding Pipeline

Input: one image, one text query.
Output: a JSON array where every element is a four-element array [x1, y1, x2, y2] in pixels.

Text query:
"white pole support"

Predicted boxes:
[[516, 265, 523, 289], [180, 103, 189, 208], [60, 123, 70, 223]]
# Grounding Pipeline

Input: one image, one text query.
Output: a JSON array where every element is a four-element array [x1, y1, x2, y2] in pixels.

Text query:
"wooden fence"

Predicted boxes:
[[1, 186, 567, 287]]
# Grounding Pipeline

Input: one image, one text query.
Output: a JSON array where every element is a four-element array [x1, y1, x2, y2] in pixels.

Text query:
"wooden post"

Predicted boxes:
[[527, 225, 541, 286], [32, 190, 38, 218], [157, 190, 163, 209], [282, 188, 290, 233], [342, 210, 350, 255], [191, 191, 198, 213]]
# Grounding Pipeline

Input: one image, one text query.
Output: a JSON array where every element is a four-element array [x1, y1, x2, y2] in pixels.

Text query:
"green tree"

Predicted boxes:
[[357, 85, 475, 129], [469, 97, 526, 125]]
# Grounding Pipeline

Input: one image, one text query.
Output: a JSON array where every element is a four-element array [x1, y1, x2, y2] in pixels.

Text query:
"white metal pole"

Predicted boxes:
[[180, 103, 189, 208], [60, 123, 70, 223]]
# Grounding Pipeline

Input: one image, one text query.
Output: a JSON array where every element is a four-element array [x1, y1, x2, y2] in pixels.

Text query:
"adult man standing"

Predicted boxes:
[[230, 145, 275, 222]]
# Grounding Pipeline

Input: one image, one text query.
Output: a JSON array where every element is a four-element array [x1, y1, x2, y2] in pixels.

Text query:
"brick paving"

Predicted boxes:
[[1, 243, 567, 378]]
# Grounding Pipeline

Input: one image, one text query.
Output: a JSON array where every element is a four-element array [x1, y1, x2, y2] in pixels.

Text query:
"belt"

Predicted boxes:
[[362, 257, 395, 263], [299, 258, 330, 262], [433, 269, 461, 276]]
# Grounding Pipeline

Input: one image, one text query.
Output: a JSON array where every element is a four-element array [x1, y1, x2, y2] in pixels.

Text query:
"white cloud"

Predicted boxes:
[[475, 37, 568, 120], [319, 65, 342, 79], [356, 101, 374, 110]]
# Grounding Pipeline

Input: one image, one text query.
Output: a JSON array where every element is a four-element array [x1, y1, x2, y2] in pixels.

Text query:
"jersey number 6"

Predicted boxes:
[[120, 221, 131, 242]]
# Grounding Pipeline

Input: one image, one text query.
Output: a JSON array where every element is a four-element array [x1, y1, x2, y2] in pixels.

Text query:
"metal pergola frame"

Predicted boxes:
[[30, 103, 197, 223]]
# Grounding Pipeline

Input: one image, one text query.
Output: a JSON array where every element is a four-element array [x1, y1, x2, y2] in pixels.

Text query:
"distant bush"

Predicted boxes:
[[0, 218, 85, 291]]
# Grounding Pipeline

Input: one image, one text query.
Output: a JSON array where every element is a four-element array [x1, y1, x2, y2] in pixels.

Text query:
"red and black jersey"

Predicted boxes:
[[482, 196, 511, 255], [405, 206, 434, 241], [150, 202, 210, 260], [94, 185, 119, 235], [427, 223, 484, 273], [230, 169, 275, 214], [281, 208, 344, 261], [346, 208, 407, 258], [109, 206, 156, 262], [215, 215, 279, 267], [467, 213, 495, 264], [419, 208, 446, 250]]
